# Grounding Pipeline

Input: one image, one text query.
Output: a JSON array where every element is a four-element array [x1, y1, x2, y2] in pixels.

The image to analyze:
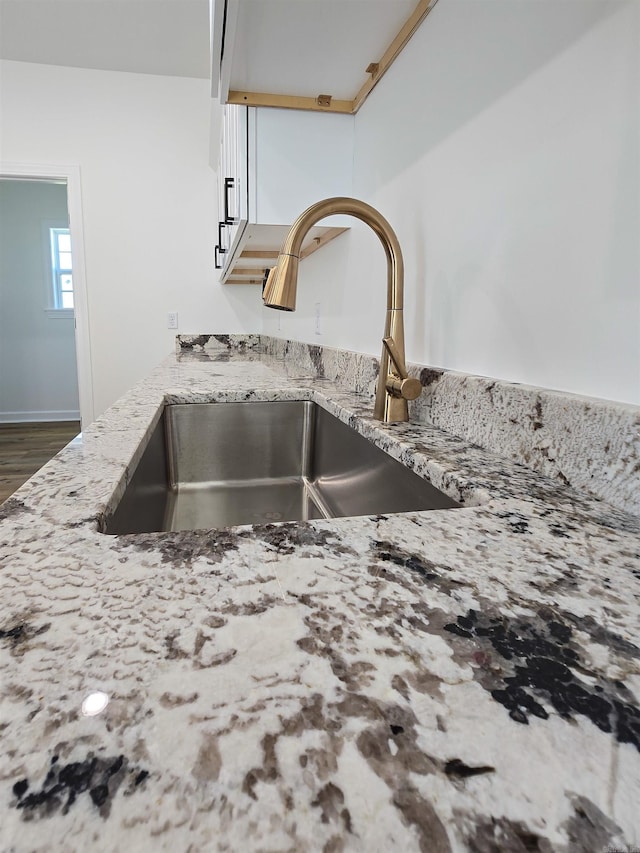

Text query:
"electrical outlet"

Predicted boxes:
[[167, 312, 178, 330], [315, 302, 322, 336]]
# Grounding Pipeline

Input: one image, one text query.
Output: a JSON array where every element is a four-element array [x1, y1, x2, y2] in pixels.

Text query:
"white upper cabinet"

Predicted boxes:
[[215, 105, 354, 283], [211, 0, 439, 284], [211, 0, 439, 115]]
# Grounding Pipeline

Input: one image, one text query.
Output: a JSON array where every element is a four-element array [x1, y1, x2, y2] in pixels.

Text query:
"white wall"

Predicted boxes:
[[263, 0, 640, 405], [0, 179, 79, 421], [0, 60, 263, 418]]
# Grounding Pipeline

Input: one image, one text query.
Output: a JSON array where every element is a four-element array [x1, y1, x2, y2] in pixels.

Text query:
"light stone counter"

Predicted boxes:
[[1, 336, 639, 852]]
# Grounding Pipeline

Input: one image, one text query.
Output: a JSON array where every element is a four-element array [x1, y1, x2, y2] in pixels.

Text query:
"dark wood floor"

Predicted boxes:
[[0, 421, 81, 505]]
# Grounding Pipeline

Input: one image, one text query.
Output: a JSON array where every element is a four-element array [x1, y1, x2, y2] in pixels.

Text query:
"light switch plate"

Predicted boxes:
[[167, 312, 179, 329]]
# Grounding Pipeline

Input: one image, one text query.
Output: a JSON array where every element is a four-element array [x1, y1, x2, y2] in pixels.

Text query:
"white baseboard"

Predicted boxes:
[[0, 410, 81, 424]]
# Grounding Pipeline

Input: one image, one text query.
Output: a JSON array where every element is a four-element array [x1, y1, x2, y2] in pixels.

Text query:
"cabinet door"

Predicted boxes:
[[216, 104, 248, 273], [217, 105, 354, 284]]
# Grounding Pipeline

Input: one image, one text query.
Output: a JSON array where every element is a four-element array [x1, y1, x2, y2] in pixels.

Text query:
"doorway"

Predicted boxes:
[[0, 163, 94, 427]]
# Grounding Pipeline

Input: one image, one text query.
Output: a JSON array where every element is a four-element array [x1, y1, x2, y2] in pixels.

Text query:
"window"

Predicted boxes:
[[50, 227, 74, 309]]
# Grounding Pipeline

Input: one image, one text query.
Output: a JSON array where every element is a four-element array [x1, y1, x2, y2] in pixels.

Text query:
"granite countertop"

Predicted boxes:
[[1, 340, 639, 852]]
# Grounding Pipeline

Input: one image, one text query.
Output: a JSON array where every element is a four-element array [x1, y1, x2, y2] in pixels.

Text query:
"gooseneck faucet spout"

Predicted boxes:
[[262, 197, 422, 423]]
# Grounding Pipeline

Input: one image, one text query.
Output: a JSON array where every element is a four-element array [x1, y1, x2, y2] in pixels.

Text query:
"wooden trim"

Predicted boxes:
[[240, 249, 279, 260], [225, 0, 439, 116], [223, 225, 349, 285], [299, 227, 348, 260], [231, 266, 270, 275], [228, 90, 354, 115], [352, 0, 439, 113]]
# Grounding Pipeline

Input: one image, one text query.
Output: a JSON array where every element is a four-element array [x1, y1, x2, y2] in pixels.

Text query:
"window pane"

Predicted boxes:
[[59, 252, 73, 270], [61, 292, 74, 309], [60, 274, 73, 291], [57, 233, 71, 253]]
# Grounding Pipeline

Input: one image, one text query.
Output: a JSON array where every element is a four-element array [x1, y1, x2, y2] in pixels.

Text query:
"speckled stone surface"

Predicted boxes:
[[1, 337, 639, 852], [251, 335, 640, 518]]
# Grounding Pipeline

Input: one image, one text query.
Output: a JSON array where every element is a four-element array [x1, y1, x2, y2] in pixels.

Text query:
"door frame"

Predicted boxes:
[[0, 162, 95, 426]]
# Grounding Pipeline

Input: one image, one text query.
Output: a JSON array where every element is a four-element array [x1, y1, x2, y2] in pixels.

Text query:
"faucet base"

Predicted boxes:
[[374, 395, 410, 423]]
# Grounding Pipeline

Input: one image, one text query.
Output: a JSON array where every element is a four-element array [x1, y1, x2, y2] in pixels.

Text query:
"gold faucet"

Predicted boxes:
[[263, 197, 422, 423]]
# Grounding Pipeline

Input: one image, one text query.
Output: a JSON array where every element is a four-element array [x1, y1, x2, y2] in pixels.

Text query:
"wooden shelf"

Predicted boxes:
[[221, 223, 348, 284]]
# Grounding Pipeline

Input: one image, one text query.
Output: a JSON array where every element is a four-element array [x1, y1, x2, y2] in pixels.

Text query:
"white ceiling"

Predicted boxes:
[[0, 0, 211, 79]]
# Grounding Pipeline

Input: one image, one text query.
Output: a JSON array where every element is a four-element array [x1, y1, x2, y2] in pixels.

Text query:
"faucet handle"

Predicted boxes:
[[382, 337, 422, 401]]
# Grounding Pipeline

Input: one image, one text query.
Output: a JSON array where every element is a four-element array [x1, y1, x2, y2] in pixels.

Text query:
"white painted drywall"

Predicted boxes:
[[0, 60, 263, 418], [263, 0, 640, 405], [0, 179, 80, 421]]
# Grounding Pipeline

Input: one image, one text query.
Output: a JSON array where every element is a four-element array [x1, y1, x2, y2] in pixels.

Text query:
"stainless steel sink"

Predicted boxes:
[[102, 401, 460, 534]]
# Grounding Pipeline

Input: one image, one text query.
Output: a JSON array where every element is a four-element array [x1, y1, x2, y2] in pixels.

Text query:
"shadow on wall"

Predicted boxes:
[[354, 0, 625, 189], [264, 230, 354, 346]]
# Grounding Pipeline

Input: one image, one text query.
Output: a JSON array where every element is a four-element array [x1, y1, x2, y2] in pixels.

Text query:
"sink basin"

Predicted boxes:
[[102, 401, 460, 534]]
